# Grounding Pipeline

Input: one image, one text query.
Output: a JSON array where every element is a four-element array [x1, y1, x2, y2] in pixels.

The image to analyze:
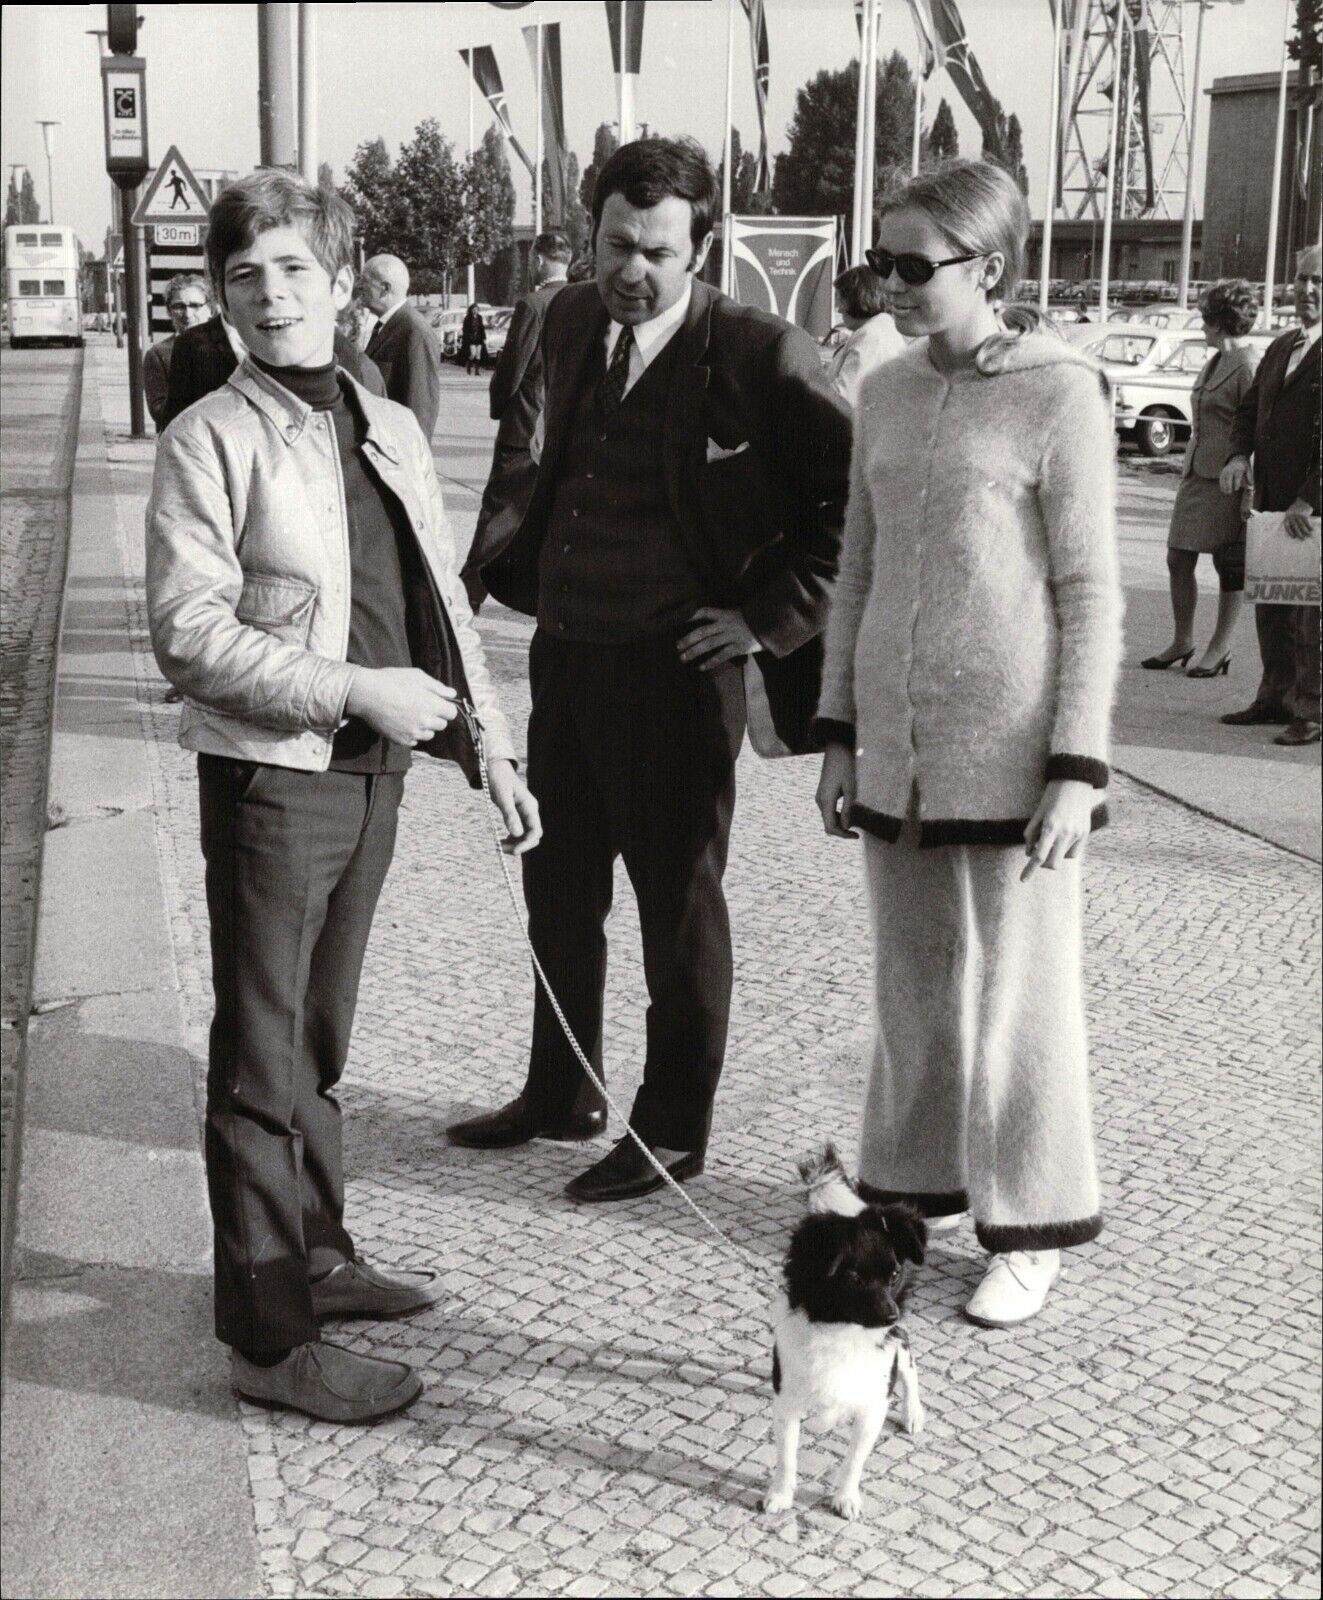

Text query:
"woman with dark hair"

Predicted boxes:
[[461, 301, 487, 376], [1141, 278, 1262, 676], [828, 264, 906, 407]]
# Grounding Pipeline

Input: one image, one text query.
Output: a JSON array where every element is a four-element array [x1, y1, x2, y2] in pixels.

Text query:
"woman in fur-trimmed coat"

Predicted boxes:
[[815, 161, 1123, 1330]]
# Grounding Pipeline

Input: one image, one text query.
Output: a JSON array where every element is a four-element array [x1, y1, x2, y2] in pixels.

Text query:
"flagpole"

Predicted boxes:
[[722, 0, 737, 294], [851, 0, 871, 263], [911, 73, 924, 177], [1040, 0, 1064, 314], [618, 0, 636, 142], [1176, 0, 1207, 310], [1098, 2, 1126, 321], [467, 47, 476, 307], [861, 0, 879, 252], [534, 20, 545, 232], [1262, 0, 1293, 327]]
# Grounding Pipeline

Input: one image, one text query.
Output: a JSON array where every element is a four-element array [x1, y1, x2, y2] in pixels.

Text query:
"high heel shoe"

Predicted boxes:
[[1140, 648, 1194, 670], [1187, 654, 1232, 679]]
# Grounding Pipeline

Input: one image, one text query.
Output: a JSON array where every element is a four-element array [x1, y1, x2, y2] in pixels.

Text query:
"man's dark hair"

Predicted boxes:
[[590, 137, 719, 253], [533, 230, 573, 265], [834, 265, 888, 321]]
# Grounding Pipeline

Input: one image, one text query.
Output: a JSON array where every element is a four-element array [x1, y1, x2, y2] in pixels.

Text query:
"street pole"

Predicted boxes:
[[721, 0, 736, 294], [911, 73, 924, 178], [298, 3, 318, 182], [467, 40, 477, 306], [258, 3, 298, 168], [36, 121, 60, 224], [1177, 0, 1207, 310], [617, 0, 635, 143], [534, 21, 545, 233], [1041, 0, 1064, 314], [1098, 3, 1125, 321], [861, 0, 879, 255], [850, 0, 871, 263], [1262, 0, 1293, 326], [119, 185, 145, 435]]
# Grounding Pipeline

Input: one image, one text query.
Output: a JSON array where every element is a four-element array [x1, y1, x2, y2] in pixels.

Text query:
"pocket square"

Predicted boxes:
[[706, 437, 750, 463]]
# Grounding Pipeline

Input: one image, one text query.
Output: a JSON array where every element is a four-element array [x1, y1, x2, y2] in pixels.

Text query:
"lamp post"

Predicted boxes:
[[36, 121, 60, 224]]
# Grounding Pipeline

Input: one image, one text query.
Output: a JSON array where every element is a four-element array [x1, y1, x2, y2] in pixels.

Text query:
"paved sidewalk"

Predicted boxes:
[[4, 344, 1320, 1598]]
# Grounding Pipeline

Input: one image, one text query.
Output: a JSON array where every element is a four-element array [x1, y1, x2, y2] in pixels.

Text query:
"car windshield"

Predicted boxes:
[[1160, 342, 1208, 373], [1090, 334, 1159, 365]]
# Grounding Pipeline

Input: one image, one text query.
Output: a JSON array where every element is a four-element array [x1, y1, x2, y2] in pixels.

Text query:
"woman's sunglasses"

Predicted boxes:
[[865, 248, 982, 286]]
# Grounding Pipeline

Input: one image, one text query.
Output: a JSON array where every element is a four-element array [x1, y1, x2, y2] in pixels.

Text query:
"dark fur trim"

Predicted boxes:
[[812, 718, 856, 748], [851, 804, 1110, 849], [857, 1181, 968, 1218], [772, 1345, 781, 1395], [975, 1213, 1104, 1252], [847, 803, 903, 842], [1045, 754, 1110, 789]]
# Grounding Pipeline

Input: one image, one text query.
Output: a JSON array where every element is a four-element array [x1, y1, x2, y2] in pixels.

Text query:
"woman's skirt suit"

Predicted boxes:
[[1168, 344, 1261, 585], [815, 332, 1124, 1253]]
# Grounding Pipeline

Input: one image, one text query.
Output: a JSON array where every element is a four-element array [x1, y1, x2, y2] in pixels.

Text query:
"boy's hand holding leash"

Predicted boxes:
[[346, 668, 541, 856], [1022, 778, 1095, 881]]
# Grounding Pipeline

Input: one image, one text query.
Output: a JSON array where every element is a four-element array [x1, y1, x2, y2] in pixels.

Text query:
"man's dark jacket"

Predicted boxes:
[[1228, 325, 1321, 513], [488, 279, 565, 422], [366, 302, 443, 441], [466, 278, 853, 752], [160, 315, 384, 430]]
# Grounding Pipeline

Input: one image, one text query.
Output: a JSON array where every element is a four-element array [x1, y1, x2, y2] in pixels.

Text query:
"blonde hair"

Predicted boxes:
[[878, 159, 1029, 301]]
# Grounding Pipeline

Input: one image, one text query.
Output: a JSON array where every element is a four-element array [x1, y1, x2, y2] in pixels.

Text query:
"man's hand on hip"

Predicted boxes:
[[677, 607, 759, 671], [344, 667, 459, 745]]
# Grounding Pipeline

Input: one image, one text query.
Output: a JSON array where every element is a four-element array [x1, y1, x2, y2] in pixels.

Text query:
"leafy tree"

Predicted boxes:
[[341, 136, 401, 258], [563, 152, 591, 250], [461, 123, 515, 271], [717, 129, 760, 214], [393, 118, 465, 287], [579, 121, 619, 218], [774, 52, 917, 225], [316, 161, 336, 191], [981, 99, 1028, 193], [928, 98, 959, 161], [1289, 0, 1322, 76]]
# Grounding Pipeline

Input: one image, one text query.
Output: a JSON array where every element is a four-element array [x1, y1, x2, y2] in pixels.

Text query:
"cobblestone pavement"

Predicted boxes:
[[99, 350, 1320, 1598], [0, 348, 82, 1302]]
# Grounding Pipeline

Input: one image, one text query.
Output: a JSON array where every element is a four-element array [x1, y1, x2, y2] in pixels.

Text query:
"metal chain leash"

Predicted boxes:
[[458, 701, 770, 1285]]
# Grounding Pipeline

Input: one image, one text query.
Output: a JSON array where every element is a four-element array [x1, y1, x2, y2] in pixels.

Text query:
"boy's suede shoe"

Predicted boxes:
[[964, 1250, 1061, 1327], [231, 1341, 422, 1422], [311, 1261, 440, 1322]]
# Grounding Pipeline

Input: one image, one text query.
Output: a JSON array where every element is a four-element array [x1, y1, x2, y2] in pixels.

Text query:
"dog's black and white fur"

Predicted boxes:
[[763, 1146, 926, 1520]]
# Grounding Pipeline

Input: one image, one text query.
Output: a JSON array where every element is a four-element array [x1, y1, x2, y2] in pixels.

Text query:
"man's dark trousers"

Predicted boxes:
[[199, 756, 403, 1353], [522, 632, 746, 1154]]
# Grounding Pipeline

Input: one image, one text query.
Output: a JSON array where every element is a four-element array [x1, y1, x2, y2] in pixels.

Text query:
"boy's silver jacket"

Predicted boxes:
[[147, 359, 515, 774]]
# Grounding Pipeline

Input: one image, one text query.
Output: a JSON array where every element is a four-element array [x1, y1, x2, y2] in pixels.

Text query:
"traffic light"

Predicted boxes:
[[107, 4, 139, 55]]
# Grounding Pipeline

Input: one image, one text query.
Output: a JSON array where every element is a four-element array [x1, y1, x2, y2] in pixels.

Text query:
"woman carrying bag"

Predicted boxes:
[[814, 160, 1123, 1329]]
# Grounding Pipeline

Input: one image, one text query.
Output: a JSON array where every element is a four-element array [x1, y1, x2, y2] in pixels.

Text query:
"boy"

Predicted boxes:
[[147, 170, 539, 1422]]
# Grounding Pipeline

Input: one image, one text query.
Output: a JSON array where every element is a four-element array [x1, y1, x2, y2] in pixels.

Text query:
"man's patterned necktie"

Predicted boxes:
[[600, 325, 635, 416]]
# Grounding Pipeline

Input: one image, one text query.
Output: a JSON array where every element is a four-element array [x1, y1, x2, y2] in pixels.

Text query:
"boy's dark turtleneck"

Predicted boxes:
[[251, 354, 340, 410]]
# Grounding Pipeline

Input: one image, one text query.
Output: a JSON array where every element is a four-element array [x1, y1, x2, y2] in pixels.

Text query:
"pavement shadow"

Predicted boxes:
[[5, 1249, 232, 1422]]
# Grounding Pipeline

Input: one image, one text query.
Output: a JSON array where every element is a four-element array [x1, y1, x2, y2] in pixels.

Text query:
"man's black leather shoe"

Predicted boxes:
[[446, 1094, 607, 1150], [564, 1136, 704, 1203], [1221, 703, 1291, 726]]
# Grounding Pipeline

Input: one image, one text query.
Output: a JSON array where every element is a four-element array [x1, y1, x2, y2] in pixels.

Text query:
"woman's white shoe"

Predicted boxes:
[[964, 1249, 1060, 1326]]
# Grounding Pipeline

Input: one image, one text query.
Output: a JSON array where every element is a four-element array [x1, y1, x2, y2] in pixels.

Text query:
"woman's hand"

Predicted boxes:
[[815, 744, 858, 839], [486, 758, 542, 856], [1021, 779, 1095, 882]]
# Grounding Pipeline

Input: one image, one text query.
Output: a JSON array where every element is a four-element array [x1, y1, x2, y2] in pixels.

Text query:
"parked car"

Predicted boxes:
[[1094, 328, 1277, 456], [430, 303, 513, 365]]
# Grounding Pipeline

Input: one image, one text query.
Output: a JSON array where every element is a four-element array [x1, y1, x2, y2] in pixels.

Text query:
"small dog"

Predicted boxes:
[[763, 1146, 926, 1520]]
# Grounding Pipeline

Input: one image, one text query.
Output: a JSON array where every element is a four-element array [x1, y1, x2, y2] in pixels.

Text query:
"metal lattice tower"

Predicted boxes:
[[1060, 0, 1192, 221]]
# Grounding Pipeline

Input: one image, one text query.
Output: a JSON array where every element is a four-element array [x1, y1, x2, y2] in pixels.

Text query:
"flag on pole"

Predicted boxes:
[[523, 22, 569, 224], [924, 0, 1005, 160], [1132, 13, 1156, 212], [605, 1, 645, 75], [460, 46, 535, 176], [739, 0, 772, 192], [900, 0, 941, 79]]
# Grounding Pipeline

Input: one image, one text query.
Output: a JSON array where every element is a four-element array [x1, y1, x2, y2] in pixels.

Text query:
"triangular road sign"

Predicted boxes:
[[132, 146, 210, 226]]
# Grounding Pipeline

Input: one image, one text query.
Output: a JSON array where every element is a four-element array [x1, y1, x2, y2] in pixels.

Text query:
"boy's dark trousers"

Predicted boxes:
[[198, 755, 403, 1354]]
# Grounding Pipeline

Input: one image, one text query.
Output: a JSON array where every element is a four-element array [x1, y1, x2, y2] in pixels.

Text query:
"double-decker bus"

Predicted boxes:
[[5, 225, 83, 348]]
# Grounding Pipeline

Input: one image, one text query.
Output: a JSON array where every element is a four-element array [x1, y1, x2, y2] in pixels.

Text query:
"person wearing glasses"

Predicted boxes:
[[814, 159, 1123, 1330], [144, 272, 213, 431]]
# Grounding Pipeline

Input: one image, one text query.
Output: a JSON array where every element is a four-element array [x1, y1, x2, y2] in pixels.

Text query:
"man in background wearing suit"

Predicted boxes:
[[449, 138, 852, 1203], [160, 311, 383, 429], [1220, 244, 1322, 747], [360, 255, 443, 441], [144, 272, 213, 430], [465, 231, 572, 608]]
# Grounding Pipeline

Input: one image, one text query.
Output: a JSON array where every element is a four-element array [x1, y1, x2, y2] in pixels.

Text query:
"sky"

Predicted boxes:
[[0, 0, 1292, 259]]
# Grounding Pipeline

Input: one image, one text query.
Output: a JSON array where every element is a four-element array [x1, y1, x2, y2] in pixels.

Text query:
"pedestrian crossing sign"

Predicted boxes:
[[132, 146, 210, 226]]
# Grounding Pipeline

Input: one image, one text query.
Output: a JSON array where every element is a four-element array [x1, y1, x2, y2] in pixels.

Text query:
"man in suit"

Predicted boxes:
[[1220, 244, 1322, 746], [465, 231, 572, 609], [360, 255, 443, 441], [144, 272, 212, 430], [160, 311, 384, 429], [448, 138, 853, 1202]]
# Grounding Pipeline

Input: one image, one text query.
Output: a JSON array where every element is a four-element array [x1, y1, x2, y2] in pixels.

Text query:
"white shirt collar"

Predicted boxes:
[[376, 298, 405, 327], [605, 278, 693, 369], [1297, 320, 1320, 349]]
